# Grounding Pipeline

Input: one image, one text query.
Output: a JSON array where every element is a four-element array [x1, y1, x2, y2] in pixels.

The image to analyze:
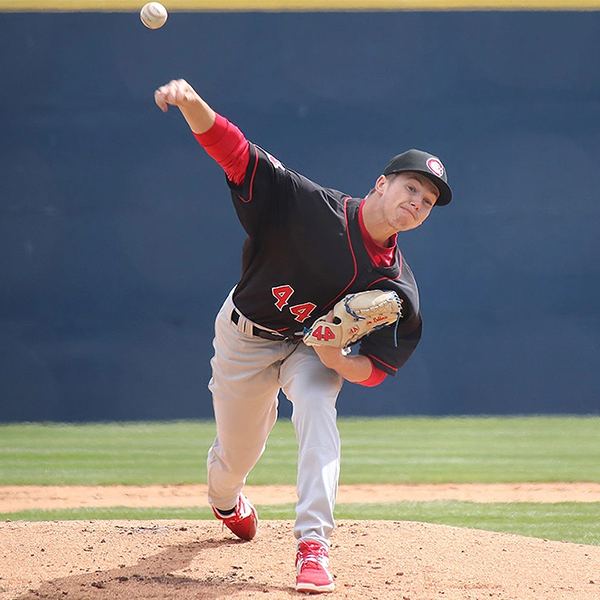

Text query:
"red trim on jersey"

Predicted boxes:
[[368, 277, 389, 289], [236, 145, 259, 204], [193, 113, 249, 186], [322, 197, 358, 311], [357, 362, 387, 387], [358, 200, 397, 268], [367, 266, 404, 288], [365, 353, 399, 373]]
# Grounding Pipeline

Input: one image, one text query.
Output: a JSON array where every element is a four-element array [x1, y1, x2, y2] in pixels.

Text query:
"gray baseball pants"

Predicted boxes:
[[207, 289, 344, 547]]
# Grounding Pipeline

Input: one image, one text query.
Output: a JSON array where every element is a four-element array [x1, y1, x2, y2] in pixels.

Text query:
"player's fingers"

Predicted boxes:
[[157, 81, 183, 108], [154, 88, 170, 112], [175, 80, 194, 104], [154, 79, 197, 111], [155, 80, 179, 106], [174, 78, 191, 92], [173, 79, 199, 105]]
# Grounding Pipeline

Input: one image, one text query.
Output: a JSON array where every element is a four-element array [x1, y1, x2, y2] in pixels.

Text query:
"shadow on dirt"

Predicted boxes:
[[15, 536, 295, 599]]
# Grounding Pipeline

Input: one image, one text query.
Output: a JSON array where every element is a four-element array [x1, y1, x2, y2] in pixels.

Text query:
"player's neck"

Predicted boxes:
[[361, 196, 396, 247]]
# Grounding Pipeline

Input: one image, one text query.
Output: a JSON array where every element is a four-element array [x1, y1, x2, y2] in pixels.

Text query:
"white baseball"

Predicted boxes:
[[140, 2, 168, 30]]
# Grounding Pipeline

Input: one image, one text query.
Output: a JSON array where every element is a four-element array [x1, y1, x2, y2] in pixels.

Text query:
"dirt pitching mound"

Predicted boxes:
[[1, 519, 599, 600]]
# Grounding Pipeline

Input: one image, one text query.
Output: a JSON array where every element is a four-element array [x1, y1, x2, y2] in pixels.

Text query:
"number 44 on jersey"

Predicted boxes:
[[272, 285, 317, 323]]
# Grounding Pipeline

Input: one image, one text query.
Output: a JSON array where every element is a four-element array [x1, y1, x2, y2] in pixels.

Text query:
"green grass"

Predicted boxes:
[[1, 416, 599, 546], [0, 421, 214, 485], [2, 501, 599, 546], [335, 501, 600, 547], [1, 416, 599, 486], [337, 416, 600, 484]]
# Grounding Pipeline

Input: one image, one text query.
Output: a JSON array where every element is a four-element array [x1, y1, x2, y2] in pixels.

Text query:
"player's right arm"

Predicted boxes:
[[154, 79, 216, 134], [155, 79, 250, 186], [154, 78, 297, 232]]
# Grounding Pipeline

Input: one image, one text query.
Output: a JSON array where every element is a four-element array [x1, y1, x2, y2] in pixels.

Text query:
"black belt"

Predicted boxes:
[[231, 309, 301, 342]]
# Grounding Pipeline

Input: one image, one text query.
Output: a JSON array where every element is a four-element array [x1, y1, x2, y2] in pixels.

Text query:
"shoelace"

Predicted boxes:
[[298, 543, 328, 570]]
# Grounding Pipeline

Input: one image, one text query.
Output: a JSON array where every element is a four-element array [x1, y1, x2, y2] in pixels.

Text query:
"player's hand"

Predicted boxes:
[[154, 79, 201, 112], [154, 79, 216, 134], [311, 311, 347, 369], [310, 311, 374, 383]]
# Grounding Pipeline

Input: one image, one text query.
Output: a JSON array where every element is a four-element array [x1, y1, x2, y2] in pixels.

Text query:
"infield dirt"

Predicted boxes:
[[1, 484, 599, 600]]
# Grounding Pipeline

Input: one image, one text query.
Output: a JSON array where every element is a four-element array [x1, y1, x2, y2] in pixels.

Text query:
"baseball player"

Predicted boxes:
[[154, 78, 452, 594]]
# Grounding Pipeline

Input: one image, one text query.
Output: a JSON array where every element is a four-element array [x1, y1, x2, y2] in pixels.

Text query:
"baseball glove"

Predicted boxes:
[[303, 290, 402, 349]]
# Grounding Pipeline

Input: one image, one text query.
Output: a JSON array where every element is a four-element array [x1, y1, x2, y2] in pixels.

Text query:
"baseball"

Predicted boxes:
[[140, 2, 168, 29]]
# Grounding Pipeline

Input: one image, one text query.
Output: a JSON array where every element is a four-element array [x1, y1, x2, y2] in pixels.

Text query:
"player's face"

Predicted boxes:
[[378, 172, 439, 232]]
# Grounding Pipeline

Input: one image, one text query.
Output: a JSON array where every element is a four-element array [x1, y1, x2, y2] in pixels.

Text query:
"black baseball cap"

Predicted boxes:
[[382, 149, 452, 206]]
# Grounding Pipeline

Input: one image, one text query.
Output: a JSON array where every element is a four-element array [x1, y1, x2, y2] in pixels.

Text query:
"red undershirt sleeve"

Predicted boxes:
[[193, 113, 250, 186], [356, 361, 387, 387]]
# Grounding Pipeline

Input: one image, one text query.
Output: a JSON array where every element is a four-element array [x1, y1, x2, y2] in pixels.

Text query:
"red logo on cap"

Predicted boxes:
[[426, 158, 444, 178]]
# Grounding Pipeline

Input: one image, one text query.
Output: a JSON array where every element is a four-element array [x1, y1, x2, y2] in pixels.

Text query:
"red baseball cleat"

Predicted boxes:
[[212, 493, 258, 541], [295, 539, 335, 593]]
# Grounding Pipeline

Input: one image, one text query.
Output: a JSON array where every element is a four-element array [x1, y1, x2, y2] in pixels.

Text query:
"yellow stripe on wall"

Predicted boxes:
[[1, 0, 600, 12]]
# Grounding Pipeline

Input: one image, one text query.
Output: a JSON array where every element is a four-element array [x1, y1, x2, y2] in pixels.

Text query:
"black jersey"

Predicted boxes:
[[226, 143, 422, 376]]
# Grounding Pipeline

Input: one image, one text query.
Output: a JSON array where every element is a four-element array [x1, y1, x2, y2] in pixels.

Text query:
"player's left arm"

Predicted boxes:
[[313, 345, 375, 384], [311, 310, 386, 385], [313, 298, 422, 381]]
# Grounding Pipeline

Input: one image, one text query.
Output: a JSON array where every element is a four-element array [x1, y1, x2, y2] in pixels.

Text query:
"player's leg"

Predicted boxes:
[[280, 342, 342, 592], [207, 292, 295, 513], [279, 342, 343, 545]]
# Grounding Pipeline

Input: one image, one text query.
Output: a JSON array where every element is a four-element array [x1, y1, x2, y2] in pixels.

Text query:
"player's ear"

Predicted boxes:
[[374, 174, 388, 196]]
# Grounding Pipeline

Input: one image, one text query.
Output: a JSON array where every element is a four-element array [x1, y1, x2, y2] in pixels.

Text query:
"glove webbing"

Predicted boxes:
[[344, 292, 402, 348]]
